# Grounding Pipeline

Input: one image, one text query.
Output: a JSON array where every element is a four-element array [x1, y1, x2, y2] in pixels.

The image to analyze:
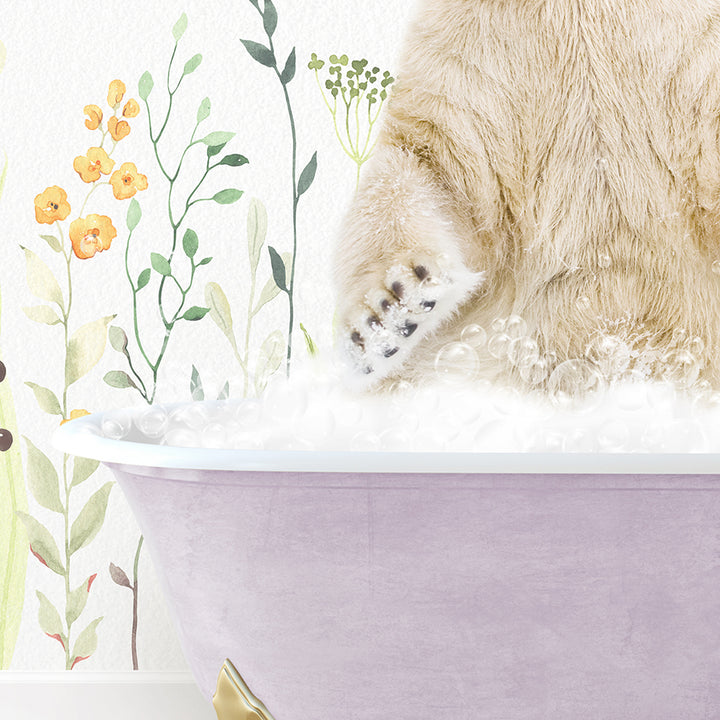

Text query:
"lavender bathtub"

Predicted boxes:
[[53, 399, 720, 719]]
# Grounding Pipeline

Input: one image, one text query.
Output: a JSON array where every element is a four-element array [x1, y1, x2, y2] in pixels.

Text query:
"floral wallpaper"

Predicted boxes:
[[0, 0, 410, 672]]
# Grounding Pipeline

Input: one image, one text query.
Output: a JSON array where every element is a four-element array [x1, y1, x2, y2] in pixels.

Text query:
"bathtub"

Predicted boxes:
[[54, 401, 720, 719]]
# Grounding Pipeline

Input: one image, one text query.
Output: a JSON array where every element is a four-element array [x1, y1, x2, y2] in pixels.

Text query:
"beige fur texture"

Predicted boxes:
[[333, 0, 720, 391]]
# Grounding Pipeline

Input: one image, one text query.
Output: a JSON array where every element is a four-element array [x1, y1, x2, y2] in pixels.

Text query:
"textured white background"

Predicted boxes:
[[0, 0, 416, 671]]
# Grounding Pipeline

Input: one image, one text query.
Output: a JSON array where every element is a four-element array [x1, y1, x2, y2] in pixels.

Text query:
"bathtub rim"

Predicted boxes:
[[52, 404, 720, 475]]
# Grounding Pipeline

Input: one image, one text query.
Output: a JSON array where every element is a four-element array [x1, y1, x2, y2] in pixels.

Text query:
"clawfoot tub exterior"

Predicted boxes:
[[54, 405, 720, 720]]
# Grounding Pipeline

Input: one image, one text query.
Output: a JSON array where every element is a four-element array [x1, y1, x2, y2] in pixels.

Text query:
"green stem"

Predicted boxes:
[[123, 230, 150, 401], [131, 534, 143, 670]]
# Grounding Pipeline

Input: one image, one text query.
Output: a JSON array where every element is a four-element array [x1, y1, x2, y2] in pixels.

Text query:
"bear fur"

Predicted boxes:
[[333, 0, 720, 391]]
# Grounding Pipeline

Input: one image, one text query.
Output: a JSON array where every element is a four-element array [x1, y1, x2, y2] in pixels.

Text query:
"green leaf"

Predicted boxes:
[[172, 12, 188, 41], [207, 143, 227, 158], [218, 154, 249, 167], [182, 306, 210, 321], [20, 246, 64, 309], [108, 325, 128, 355], [213, 189, 243, 205], [268, 245, 288, 293], [103, 370, 137, 390], [240, 38, 275, 67], [247, 198, 267, 275], [137, 268, 151, 290], [68, 483, 113, 556], [217, 381, 230, 400], [205, 282, 236, 352], [300, 323, 318, 357], [255, 330, 284, 395], [190, 365, 204, 401], [280, 48, 296, 84], [263, 0, 278, 36], [201, 131, 235, 147], [22, 305, 61, 326], [39, 234, 62, 253], [127, 198, 141, 232], [36, 591, 64, 641], [297, 151, 318, 197], [254, 276, 281, 314], [183, 53, 202, 76], [138, 71, 153, 101], [197, 256, 212, 266], [71, 457, 100, 488], [70, 617, 103, 667], [65, 315, 115, 387], [23, 437, 63, 513], [24, 382, 62, 416], [16, 512, 64, 575], [197, 97, 211, 123], [66, 575, 97, 628], [151, 252, 171, 276], [183, 228, 198, 258]]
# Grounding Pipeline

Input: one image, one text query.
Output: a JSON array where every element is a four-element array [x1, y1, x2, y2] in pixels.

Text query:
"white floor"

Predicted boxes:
[[0, 673, 217, 720]]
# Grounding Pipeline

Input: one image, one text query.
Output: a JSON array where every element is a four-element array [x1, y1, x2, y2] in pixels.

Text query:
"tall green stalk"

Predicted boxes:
[[241, 0, 318, 376]]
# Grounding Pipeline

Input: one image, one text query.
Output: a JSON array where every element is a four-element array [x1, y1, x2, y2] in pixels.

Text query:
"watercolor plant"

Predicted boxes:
[[16, 77, 150, 668], [0, 38, 30, 670], [308, 53, 394, 190], [205, 198, 289, 397], [241, 0, 318, 376], [104, 13, 248, 406]]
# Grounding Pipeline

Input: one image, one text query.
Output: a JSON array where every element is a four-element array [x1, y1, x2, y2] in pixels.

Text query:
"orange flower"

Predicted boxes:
[[110, 162, 148, 200], [122, 99, 140, 118], [107, 116, 130, 142], [69, 214, 117, 259], [34, 186, 71, 224], [60, 409, 90, 426], [83, 104, 103, 130], [107, 79, 126, 108], [73, 147, 115, 183]]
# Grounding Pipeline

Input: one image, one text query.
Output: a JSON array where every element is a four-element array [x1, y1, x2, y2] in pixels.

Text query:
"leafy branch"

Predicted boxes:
[[241, 0, 318, 377], [105, 13, 248, 404]]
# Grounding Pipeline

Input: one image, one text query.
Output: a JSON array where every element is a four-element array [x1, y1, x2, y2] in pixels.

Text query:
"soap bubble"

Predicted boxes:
[[505, 315, 528, 339], [688, 336, 705, 356], [101, 411, 132, 440], [519, 355, 551, 386], [487, 333, 512, 359], [434, 342, 480, 383], [661, 349, 700, 389], [234, 399, 262, 429], [665, 420, 704, 452], [379, 427, 413, 450], [170, 403, 209, 430], [231, 430, 265, 450], [201, 422, 227, 448], [508, 336, 539, 367], [135, 406, 169, 438], [163, 427, 201, 448], [548, 359, 605, 410], [351, 430, 381, 451], [460, 324, 487, 349], [491, 317, 506, 333], [585, 334, 631, 378], [647, 381, 677, 409]]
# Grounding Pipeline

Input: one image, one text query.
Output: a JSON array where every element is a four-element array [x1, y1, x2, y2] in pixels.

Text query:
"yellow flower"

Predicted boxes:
[[34, 186, 71, 224], [110, 162, 148, 200], [122, 99, 140, 118], [107, 79, 126, 108], [60, 409, 90, 426], [73, 147, 115, 183], [69, 214, 117, 259], [107, 116, 131, 142], [83, 104, 103, 130]]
